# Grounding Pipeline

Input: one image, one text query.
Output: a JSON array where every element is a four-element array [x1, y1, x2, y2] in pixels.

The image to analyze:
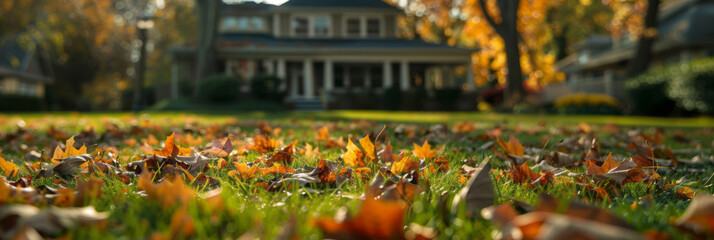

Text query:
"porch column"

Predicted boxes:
[[277, 58, 286, 91], [225, 60, 232, 74], [604, 70, 613, 96], [365, 66, 372, 88], [290, 65, 298, 98], [264, 59, 274, 75], [344, 66, 351, 87], [273, 14, 281, 37], [171, 60, 179, 99], [466, 57, 476, 92], [303, 58, 314, 98], [400, 60, 409, 91], [383, 60, 392, 88], [324, 59, 333, 92]]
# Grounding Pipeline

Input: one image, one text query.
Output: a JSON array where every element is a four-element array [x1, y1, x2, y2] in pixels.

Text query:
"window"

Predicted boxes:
[[367, 18, 380, 37], [314, 16, 330, 37], [292, 17, 309, 36], [346, 18, 361, 37], [251, 17, 264, 30], [220, 16, 266, 32], [18, 82, 36, 96]]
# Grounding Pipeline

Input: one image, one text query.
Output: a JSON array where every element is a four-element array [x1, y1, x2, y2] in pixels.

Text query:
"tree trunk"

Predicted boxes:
[[499, 0, 524, 104], [626, 0, 660, 78], [479, 0, 524, 104], [193, 0, 220, 97]]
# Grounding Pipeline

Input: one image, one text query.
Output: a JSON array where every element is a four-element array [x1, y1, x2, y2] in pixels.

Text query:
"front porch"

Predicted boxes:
[[219, 55, 476, 110]]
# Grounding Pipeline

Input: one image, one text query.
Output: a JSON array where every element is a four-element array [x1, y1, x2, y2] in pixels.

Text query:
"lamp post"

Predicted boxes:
[[133, 15, 154, 112]]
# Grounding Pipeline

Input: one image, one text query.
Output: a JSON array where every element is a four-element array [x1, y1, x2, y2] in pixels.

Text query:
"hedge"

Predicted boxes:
[[626, 57, 714, 115]]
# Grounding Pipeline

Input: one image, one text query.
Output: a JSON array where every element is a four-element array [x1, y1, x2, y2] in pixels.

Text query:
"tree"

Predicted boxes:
[[193, 0, 220, 97], [399, 0, 565, 105], [603, 0, 661, 78], [547, 0, 611, 61]]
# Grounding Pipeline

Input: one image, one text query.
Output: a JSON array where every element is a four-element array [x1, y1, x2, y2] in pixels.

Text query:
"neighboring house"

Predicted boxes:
[[171, 0, 475, 110], [547, 0, 714, 103], [0, 38, 54, 98]]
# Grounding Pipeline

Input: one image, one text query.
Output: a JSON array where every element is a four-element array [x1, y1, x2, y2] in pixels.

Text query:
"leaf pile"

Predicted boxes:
[[0, 115, 712, 239]]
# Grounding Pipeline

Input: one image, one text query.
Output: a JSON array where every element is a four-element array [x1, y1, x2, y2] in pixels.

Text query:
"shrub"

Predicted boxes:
[[383, 85, 402, 110], [0, 95, 43, 111], [554, 93, 620, 115], [197, 74, 240, 102], [249, 75, 284, 102], [626, 57, 714, 115]]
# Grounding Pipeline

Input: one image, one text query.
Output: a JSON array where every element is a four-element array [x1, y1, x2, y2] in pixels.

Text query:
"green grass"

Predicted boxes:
[[0, 111, 712, 239]]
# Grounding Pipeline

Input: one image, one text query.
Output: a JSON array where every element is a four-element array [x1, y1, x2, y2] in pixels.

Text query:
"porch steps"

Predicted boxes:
[[293, 99, 324, 111]]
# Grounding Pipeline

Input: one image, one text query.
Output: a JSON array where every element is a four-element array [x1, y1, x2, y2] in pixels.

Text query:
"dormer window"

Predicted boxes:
[[346, 18, 361, 37], [314, 16, 330, 37], [292, 17, 309, 37], [342, 15, 383, 38], [220, 16, 267, 33], [291, 15, 331, 38], [366, 18, 381, 38]]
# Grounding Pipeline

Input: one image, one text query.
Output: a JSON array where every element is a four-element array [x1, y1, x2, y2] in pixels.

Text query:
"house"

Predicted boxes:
[[170, 0, 475, 110], [548, 0, 714, 103], [0, 38, 54, 99]]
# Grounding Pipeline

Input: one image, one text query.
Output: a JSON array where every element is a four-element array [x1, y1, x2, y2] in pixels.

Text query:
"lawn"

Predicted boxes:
[[1, 111, 713, 239]]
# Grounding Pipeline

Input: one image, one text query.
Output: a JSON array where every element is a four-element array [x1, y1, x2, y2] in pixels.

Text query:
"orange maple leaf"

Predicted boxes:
[[509, 163, 541, 184], [586, 153, 620, 175], [154, 133, 192, 157], [229, 163, 260, 180], [496, 135, 525, 157], [316, 126, 330, 141], [413, 140, 437, 160], [260, 163, 296, 176], [52, 136, 88, 164], [252, 134, 279, 154], [313, 197, 406, 239], [341, 135, 376, 168], [391, 155, 420, 175], [138, 173, 195, 208]]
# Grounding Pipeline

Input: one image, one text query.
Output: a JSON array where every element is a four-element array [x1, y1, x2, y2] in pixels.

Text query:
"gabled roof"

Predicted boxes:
[[0, 37, 54, 83], [557, 0, 714, 71], [213, 34, 472, 56], [221, 1, 275, 12], [277, 0, 400, 10]]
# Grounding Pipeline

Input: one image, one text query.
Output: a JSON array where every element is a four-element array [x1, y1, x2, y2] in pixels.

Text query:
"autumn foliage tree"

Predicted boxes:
[[397, 0, 566, 104], [602, 0, 661, 77]]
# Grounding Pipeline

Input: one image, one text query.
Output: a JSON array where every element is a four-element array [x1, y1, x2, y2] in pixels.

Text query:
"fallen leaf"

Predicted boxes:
[[497, 135, 525, 157], [674, 193, 714, 237], [51, 136, 87, 164], [413, 140, 437, 160], [154, 133, 191, 157], [391, 155, 420, 175], [0, 155, 19, 177], [313, 197, 407, 240], [452, 159, 494, 218], [0, 205, 108, 239]]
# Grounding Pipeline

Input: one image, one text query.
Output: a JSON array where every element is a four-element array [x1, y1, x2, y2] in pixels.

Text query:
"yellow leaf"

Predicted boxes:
[[391, 155, 419, 175], [0, 155, 19, 177], [359, 135, 375, 161], [52, 136, 87, 164], [413, 141, 437, 160], [342, 139, 366, 168]]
